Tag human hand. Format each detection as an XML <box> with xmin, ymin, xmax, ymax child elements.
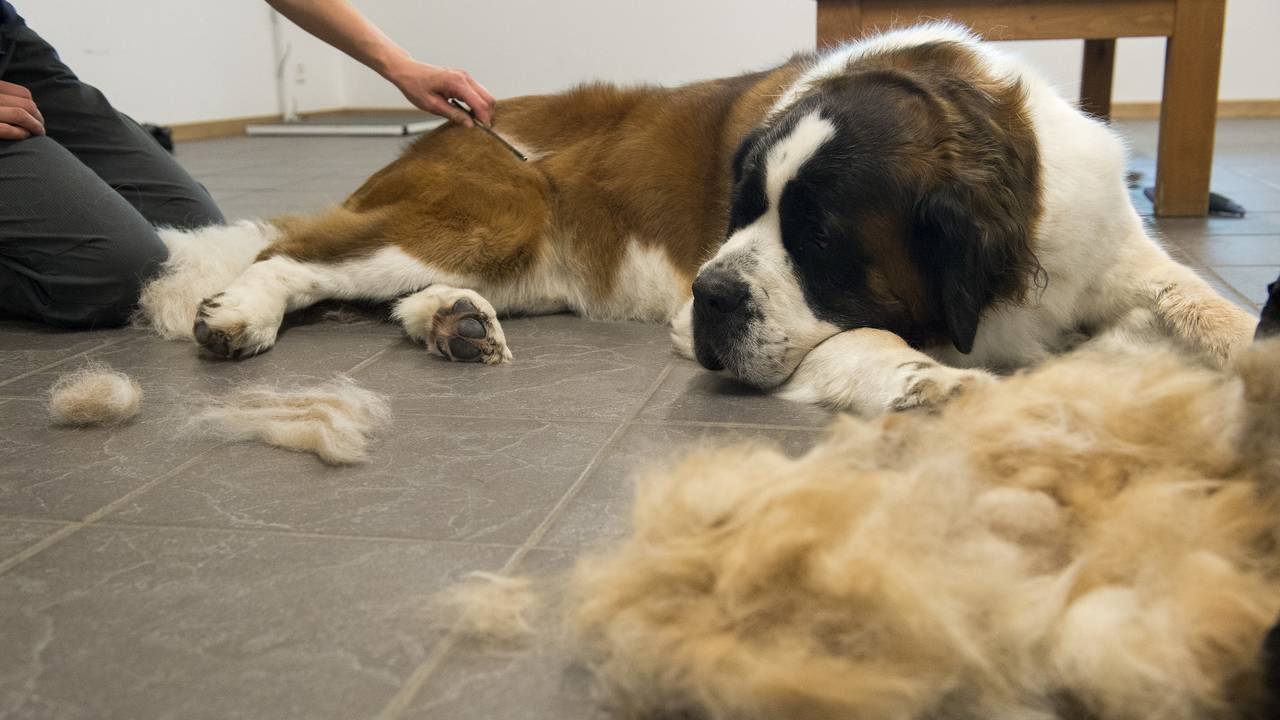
<box><xmin>0</xmin><ymin>80</ymin><xmax>44</xmax><ymax>140</ymax></box>
<box><xmin>385</xmin><ymin>60</ymin><xmax>496</xmax><ymax>128</ymax></box>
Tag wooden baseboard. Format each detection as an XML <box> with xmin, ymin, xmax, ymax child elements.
<box><xmin>1112</xmin><ymin>99</ymin><xmax>1280</xmax><ymax>120</ymax></box>
<box><xmin>169</xmin><ymin>107</ymin><xmax>371</xmax><ymax>141</ymax></box>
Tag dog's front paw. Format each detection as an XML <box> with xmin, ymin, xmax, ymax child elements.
<box><xmin>192</xmin><ymin>293</ymin><xmax>281</xmax><ymax>359</ymax></box>
<box><xmin>668</xmin><ymin>300</ymin><xmax>695</xmax><ymax>360</ymax></box>
<box><xmin>890</xmin><ymin>363</ymin><xmax>993</xmax><ymax>412</ymax></box>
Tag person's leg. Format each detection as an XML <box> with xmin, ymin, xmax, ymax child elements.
<box><xmin>0</xmin><ymin>135</ymin><xmax>168</xmax><ymax>327</ymax></box>
<box><xmin>1</xmin><ymin>20</ymin><xmax>224</xmax><ymax>229</ymax></box>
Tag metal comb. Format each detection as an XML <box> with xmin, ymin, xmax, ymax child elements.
<box><xmin>447</xmin><ymin>98</ymin><xmax>528</xmax><ymax>162</ymax></box>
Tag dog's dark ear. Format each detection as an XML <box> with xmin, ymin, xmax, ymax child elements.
<box><xmin>912</xmin><ymin>181</ymin><xmax>1034</xmax><ymax>354</ymax></box>
<box><xmin>731</xmin><ymin>128</ymin><xmax>765</xmax><ymax>183</ymax></box>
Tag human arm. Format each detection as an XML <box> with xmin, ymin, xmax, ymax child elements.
<box><xmin>263</xmin><ymin>0</ymin><xmax>496</xmax><ymax>126</ymax></box>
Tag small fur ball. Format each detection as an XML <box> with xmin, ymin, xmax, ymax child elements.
<box><xmin>47</xmin><ymin>365</ymin><xmax>142</xmax><ymax>427</ymax></box>
<box><xmin>433</xmin><ymin>572</ymin><xmax>540</xmax><ymax>645</ymax></box>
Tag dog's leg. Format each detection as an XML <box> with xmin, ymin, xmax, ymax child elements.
<box><xmin>393</xmin><ymin>285</ymin><xmax>512</xmax><ymax>365</ymax></box>
<box><xmin>136</xmin><ymin>221</ymin><xmax>280</xmax><ymax>341</ymax></box>
<box><xmin>669</xmin><ymin>299</ymin><xmax>695</xmax><ymax>360</ymax></box>
<box><xmin>194</xmin><ymin>255</ymin><xmax>322</xmax><ymax>358</ymax></box>
<box><xmin>193</xmin><ymin>208</ymin><xmax>451</xmax><ymax>358</ymax></box>
<box><xmin>1150</xmin><ymin>260</ymin><xmax>1256</xmax><ymax>366</ymax></box>
<box><xmin>776</xmin><ymin>328</ymin><xmax>994</xmax><ymax>415</ymax></box>
<box><xmin>1106</xmin><ymin>236</ymin><xmax>1257</xmax><ymax>367</ymax></box>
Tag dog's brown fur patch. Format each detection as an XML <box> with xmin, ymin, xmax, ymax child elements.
<box><xmin>261</xmin><ymin>63</ymin><xmax>809</xmax><ymax>301</ymax></box>
<box><xmin>847</xmin><ymin>39</ymin><xmax>1043</xmax><ymax>346</ymax></box>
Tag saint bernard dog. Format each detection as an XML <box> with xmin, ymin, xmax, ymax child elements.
<box><xmin>149</xmin><ymin>23</ymin><xmax>1257</xmax><ymax>415</ymax></box>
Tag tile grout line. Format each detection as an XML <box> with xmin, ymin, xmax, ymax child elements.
<box><xmin>65</xmin><ymin>519</ymin><xmax>529</xmax><ymax>550</ymax></box>
<box><xmin>375</xmin><ymin>359</ymin><xmax>676</xmax><ymax>720</ymax></box>
<box><xmin>0</xmin><ymin>444</ymin><xmax>227</xmax><ymax>577</ymax></box>
<box><xmin>1171</xmin><ymin>252</ymin><xmax>1259</xmax><ymax>309</ymax></box>
<box><xmin>346</xmin><ymin>347</ymin><xmax>391</xmax><ymax>376</ymax></box>
<box><xmin>1197</xmin><ymin>265</ymin><xmax>1262</xmax><ymax>311</ymax></box>
<box><xmin>254</xmin><ymin>407</ymin><xmax>828</xmax><ymax>432</ymax></box>
<box><xmin>0</xmin><ymin>335</ymin><xmax>134</xmax><ymax>390</ymax></box>
<box><xmin>496</xmin><ymin>359</ymin><xmax>675</xmax><ymax>571</ymax></box>
<box><xmin>630</xmin><ymin>419</ymin><xmax>828</xmax><ymax>432</ymax></box>
<box><xmin>0</xmin><ymin>523</ymin><xmax>85</xmax><ymax>577</ymax></box>
<box><xmin>1234</xmin><ymin>168</ymin><xmax>1280</xmax><ymax>193</ymax></box>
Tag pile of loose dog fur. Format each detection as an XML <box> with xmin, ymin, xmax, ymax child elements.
<box><xmin>567</xmin><ymin>335</ymin><xmax>1280</xmax><ymax>720</ymax></box>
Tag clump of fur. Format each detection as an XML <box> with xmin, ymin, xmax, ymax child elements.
<box><xmin>133</xmin><ymin>221</ymin><xmax>277</xmax><ymax>340</ymax></box>
<box><xmin>187</xmin><ymin>376</ymin><xmax>390</xmax><ymax>464</ymax></box>
<box><xmin>47</xmin><ymin>364</ymin><xmax>142</xmax><ymax>427</ymax></box>
<box><xmin>433</xmin><ymin>572</ymin><xmax>541</xmax><ymax>645</ymax></box>
<box><xmin>570</xmin><ymin>339</ymin><xmax>1280</xmax><ymax>720</ymax></box>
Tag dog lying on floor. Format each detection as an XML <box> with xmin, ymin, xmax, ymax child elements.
<box><xmin>569</xmin><ymin>289</ymin><xmax>1280</xmax><ymax>720</ymax></box>
<box><xmin>139</xmin><ymin>22</ymin><xmax>1255</xmax><ymax>414</ymax></box>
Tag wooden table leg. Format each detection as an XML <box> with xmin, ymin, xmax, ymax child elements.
<box><xmin>1080</xmin><ymin>39</ymin><xmax>1115</xmax><ymax>122</ymax></box>
<box><xmin>817</xmin><ymin>0</ymin><xmax>864</xmax><ymax>48</ymax></box>
<box><xmin>1154</xmin><ymin>0</ymin><xmax>1227</xmax><ymax>217</ymax></box>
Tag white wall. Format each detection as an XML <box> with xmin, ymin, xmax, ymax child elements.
<box><xmin>1000</xmin><ymin>0</ymin><xmax>1280</xmax><ymax>103</ymax></box>
<box><xmin>339</xmin><ymin>0</ymin><xmax>815</xmax><ymax>107</ymax></box>
<box><xmin>14</xmin><ymin>1</ymin><xmax>279</xmax><ymax>125</ymax></box>
<box><xmin>13</xmin><ymin>0</ymin><xmax>344</xmax><ymax>125</ymax></box>
<box><xmin>341</xmin><ymin>0</ymin><xmax>1280</xmax><ymax>110</ymax></box>
<box><xmin>12</xmin><ymin>0</ymin><xmax>1279</xmax><ymax>126</ymax></box>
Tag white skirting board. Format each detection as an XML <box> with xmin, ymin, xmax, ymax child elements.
<box><xmin>246</xmin><ymin>112</ymin><xmax>444</xmax><ymax>137</ymax></box>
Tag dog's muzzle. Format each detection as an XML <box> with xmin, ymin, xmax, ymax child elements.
<box><xmin>691</xmin><ymin>267</ymin><xmax>753</xmax><ymax>372</ymax></box>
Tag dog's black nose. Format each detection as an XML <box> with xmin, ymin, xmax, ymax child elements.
<box><xmin>693</xmin><ymin>270</ymin><xmax>749</xmax><ymax>316</ymax></box>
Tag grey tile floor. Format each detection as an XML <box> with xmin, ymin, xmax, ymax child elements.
<box><xmin>1</xmin><ymin>119</ymin><xmax>1277</xmax><ymax>719</ymax></box>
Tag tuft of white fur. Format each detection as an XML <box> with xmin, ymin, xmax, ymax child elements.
<box><xmin>432</xmin><ymin>572</ymin><xmax>541</xmax><ymax>645</ymax></box>
<box><xmin>133</xmin><ymin>221</ymin><xmax>278</xmax><ymax>340</ymax></box>
<box><xmin>186</xmin><ymin>376</ymin><xmax>390</xmax><ymax>465</ymax></box>
<box><xmin>769</xmin><ymin>21</ymin><xmax>981</xmax><ymax>118</ymax></box>
<box><xmin>47</xmin><ymin>364</ymin><xmax>142</xmax><ymax>427</ymax></box>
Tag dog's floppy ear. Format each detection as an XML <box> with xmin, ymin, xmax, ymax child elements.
<box><xmin>731</xmin><ymin>128</ymin><xmax>765</xmax><ymax>183</ymax></box>
<box><xmin>912</xmin><ymin>180</ymin><xmax>1033</xmax><ymax>354</ymax></box>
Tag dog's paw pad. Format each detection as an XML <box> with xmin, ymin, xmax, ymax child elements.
<box><xmin>430</xmin><ymin>296</ymin><xmax>511</xmax><ymax>365</ymax></box>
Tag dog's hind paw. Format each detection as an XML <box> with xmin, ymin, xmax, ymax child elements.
<box><xmin>395</xmin><ymin>286</ymin><xmax>512</xmax><ymax>365</ymax></box>
<box><xmin>430</xmin><ymin>295</ymin><xmax>512</xmax><ymax>365</ymax></box>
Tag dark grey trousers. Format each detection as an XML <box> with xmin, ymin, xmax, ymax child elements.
<box><xmin>0</xmin><ymin>19</ymin><xmax>224</xmax><ymax>328</ymax></box>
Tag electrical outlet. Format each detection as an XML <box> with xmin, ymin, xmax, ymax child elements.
<box><xmin>294</xmin><ymin>62</ymin><xmax>307</xmax><ymax>86</ymax></box>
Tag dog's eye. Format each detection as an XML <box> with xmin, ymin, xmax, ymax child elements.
<box><xmin>806</xmin><ymin>232</ymin><xmax>830</xmax><ymax>254</ymax></box>
<box><xmin>791</xmin><ymin>233</ymin><xmax>828</xmax><ymax>258</ymax></box>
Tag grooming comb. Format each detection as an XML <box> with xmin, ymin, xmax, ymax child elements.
<box><xmin>447</xmin><ymin>98</ymin><xmax>528</xmax><ymax>162</ymax></box>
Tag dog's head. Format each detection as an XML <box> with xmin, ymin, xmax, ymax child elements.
<box><xmin>692</xmin><ymin>49</ymin><xmax>1043</xmax><ymax>388</ymax></box>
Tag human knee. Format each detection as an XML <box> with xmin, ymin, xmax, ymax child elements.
<box><xmin>47</xmin><ymin>225</ymin><xmax>169</xmax><ymax>329</ymax></box>
<box><xmin>150</xmin><ymin>190</ymin><xmax>226</xmax><ymax>230</ymax></box>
